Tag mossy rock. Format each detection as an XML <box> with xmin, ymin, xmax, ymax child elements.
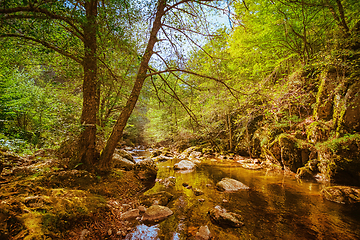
<box><xmin>314</xmin><ymin>70</ymin><xmax>341</xmax><ymax>121</ymax></box>
<box><xmin>43</xmin><ymin>170</ymin><xmax>98</xmax><ymax>188</ymax></box>
<box><xmin>139</xmin><ymin>191</ymin><xmax>174</xmax><ymax>207</ymax></box>
<box><xmin>317</xmin><ymin>134</ymin><xmax>360</xmax><ymax>185</ymax></box>
<box><xmin>268</xmin><ymin>134</ymin><xmax>311</xmax><ymax>173</ymax></box>
<box><xmin>306</xmin><ymin>121</ymin><xmax>331</xmax><ymax>144</ymax></box>
<box><xmin>334</xmin><ymin>80</ymin><xmax>360</xmax><ymax>134</ymax></box>
<box><xmin>321</xmin><ymin>186</ymin><xmax>360</xmax><ymax>204</ymax></box>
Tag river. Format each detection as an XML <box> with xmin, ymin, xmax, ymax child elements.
<box><xmin>126</xmin><ymin>153</ymin><xmax>360</xmax><ymax>240</ymax></box>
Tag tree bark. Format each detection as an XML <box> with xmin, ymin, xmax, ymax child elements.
<box><xmin>77</xmin><ymin>0</ymin><xmax>99</xmax><ymax>167</ymax></box>
<box><xmin>98</xmin><ymin>0</ymin><xmax>167</xmax><ymax>170</ymax></box>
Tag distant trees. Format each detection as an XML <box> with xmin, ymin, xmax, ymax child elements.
<box><xmin>0</xmin><ymin>0</ymin><xmax>225</xmax><ymax>171</ymax></box>
<box><xmin>143</xmin><ymin>0</ymin><xmax>360</xmax><ymax>153</ymax></box>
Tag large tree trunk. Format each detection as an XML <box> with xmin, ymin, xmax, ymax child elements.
<box><xmin>77</xmin><ymin>0</ymin><xmax>100</xmax><ymax>167</ymax></box>
<box><xmin>98</xmin><ymin>0</ymin><xmax>167</xmax><ymax>170</ymax></box>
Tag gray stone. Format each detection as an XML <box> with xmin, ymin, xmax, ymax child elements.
<box><xmin>141</xmin><ymin>205</ymin><xmax>173</xmax><ymax>223</ymax></box>
<box><xmin>196</xmin><ymin>225</ymin><xmax>211</xmax><ymax>240</ymax></box>
<box><xmin>216</xmin><ymin>178</ymin><xmax>249</xmax><ymax>192</ymax></box>
<box><xmin>120</xmin><ymin>209</ymin><xmax>140</xmax><ymax>220</ymax></box>
<box><xmin>112</xmin><ymin>154</ymin><xmax>135</xmax><ymax>170</ymax></box>
<box><xmin>115</xmin><ymin>149</ymin><xmax>135</xmax><ymax>163</ymax></box>
<box><xmin>174</xmin><ymin>160</ymin><xmax>196</xmax><ymax>170</ymax></box>
<box><xmin>189</xmin><ymin>151</ymin><xmax>202</xmax><ymax>159</ymax></box>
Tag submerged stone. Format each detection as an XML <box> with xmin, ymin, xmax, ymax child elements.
<box><xmin>216</xmin><ymin>178</ymin><xmax>249</xmax><ymax>192</ymax></box>
<box><xmin>139</xmin><ymin>191</ymin><xmax>174</xmax><ymax>207</ymax></box>
<box><xmin>208</xmin><ymin>205</ymin><xmax>244</xmax><ymax>228</ymax></box>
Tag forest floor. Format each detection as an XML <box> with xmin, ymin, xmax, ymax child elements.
<box><xmin>0</xmin><ymin>149</ymin><xmax>149</xmax><ymax>240</ymax></box>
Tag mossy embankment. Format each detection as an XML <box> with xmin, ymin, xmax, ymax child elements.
<box><xmin>170</xmin><ymin>64</ymin><xmax>360</xmax><ymax>187</ymax></box>
<box><xmin>0</xmin><ymin>149</ymin><xmax>149</xmax><ymax>239</ymax></box>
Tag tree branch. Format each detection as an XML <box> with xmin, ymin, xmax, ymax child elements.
<box><xmin>0</xmin><ymin>33</ymin><xmax>83</xmax><ymax>64</ymax></box>
<box><xmin>0</xmin><ymin>6</ymin><xmax>84</xmax><ymax>39</ymax></box>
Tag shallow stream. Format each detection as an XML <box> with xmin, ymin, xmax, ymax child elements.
<box><xmin>127</xmin><ymin>154</ymin><xmax>360</xmax><ymax>240</ymax></box>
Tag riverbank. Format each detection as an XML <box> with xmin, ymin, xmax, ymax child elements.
<box><xmin>1</xmin><ymin>145</ymin><xmax>360</xmax><ymax>239</ymax></box>
<box><xmin>0</xmin><ymin>148</ymin><xmax>152</xmax><ymax>239</ymax></box>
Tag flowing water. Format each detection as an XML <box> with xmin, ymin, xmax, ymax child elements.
<box><xmin>127</xmin><ymin>155</ymin><xmax>360</xmax><ymax>240</ymax></box>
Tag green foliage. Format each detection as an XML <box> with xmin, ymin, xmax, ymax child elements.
<box><xmin>318</xmin><ymin>133</ymin><xmax>360</xmax><ymax>153</ymax></box>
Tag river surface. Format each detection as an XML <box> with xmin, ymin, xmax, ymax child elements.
<box><xmin>126</xmin><ymin>154</ymin><xmax>360</xmax><ymax>240</ymax></box>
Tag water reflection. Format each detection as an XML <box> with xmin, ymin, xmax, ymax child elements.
<box><xmin>125</xmin><ymin>224</ymin><xmax>160</xmax><ymax>240</ymax></box>
<box><xmin>134</xmin><ymin>158</ymin><xmax>360</xmax><ymax>239</ymax></box>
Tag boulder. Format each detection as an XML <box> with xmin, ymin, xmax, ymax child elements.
<box><xmin>317</xmin><ymin>135</ymin><xmax>360</xmax><ymax>185</ymax></box>
<box><xmin>113</xmin><ymin>154</ymin><xmax>135</xmax><ymax>170</ymax></box>
<box><xmin>216</xmin><ymin>178</ymin><xmax>249</xmax><ymax>192</ymax></box>
<box><xmin>174</xmin><ymin>160</ymin><xmax>196</xmax><ymax>170</ymax></box>
<box><xmin>208</xmin><ymin>205</ymin><xmax>244</xmax><ymax>228</ymax></box>
<box><xmin>141</xmin><ymin>205</ymin><xmax>173</xmax><ymax>223</ymax></box>
<box><xmin>139</xmin><ymin>191</ymin><xmax>174</xmax><ymax>207</ymax></box>
<box><xmin>153</xmin><ymin>155</ymin><xmax>172</xmax><ymax>162</ymax></box>
<box><xmin>189</xmin><ymin>151</ymin><xmax>202</xmax><ymax>159</ymax></box>
<box><xmin>150</xmin><ymin>149</ymin><xmax>162</xmax><ymax>158</ymax></box>
<box><xmin>179</xmin><ymin>147</ymin><xmax>197</xmax><ymax>159</ymax></box>
<box><xmin>134</xmin><ymin>159</ymin><xmax>158</xmax><ymax>182</ymax></box>
<box><xmin>321</xmin><ymin>186</ymin><xmax>360</xmax><ymax>204</ymax></box>
<box><xmin>115</xmin><ymin>149</ymin><xmax>135</xmax><ymax>163</ymax></box>
<box><xmin>196</xmin><ymin>225</ymin><xmax>211</xmax><ymax>240</ymax></box>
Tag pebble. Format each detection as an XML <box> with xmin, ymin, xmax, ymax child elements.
<box><xmin>108</xmin><ymin>229</ymin><xmax>112</xmax><ymax>235</ymax></box>
<box><xmin>206</xmin><ymin>184</ymin><xmax>211</xmax><ymax>187</ymax></box>
<box><xmin>186</xmin><ymin>185</ymin><xmax>192</xmax><ymax>189</ymax></box>
<box><xmin>222</xmin><ymin>199</ymin><xmax>228</xmax><ymax>203</ymax></box>
<box><xmin>198</xmin><ymin>198</ymin><xmax>205</xmax><ymax>202</ymax></box>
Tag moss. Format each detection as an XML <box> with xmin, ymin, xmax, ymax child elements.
<box><xmin>317</xmin><ymin>133</ymin><xmax>360</xmax><ymax>153</ymax></box>
<box><xmin>317</xmin><ymin>134</ymin><xmax>360</xmax><ymax>185</ymax></box>
<box><xmin>306</xmin><ymin>121</ymin><xmax>331</xmax><ymax>143</ymax></box>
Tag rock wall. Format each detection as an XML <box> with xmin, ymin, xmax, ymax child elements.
<box><xmin>232</xmin><ymin>67</ymin><xmax>360</xmax><ymax>186</ymax></box>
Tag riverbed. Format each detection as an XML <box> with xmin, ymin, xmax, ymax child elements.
<box><xmin>126</xmin><ymin>154</ymin><xmax>360</xmax><ymax>240</ymax></box>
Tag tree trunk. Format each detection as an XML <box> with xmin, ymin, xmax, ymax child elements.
<box><xmin>98</xmin><ymin>0</ymin><xmax>167</xmax><ymax>170</ymax></box>
<box><xmin>227</xmin><ymin>114</ymin><xmax>233</xmax><ymax>151</ymax></box>
<box><xmin>77</xmin><ymin>0</ymin><xmax>99</xmax><ymax>167</ymax></box>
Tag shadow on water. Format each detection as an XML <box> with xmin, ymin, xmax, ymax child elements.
<box><xmin>127</xmin><ymin>157</ymin><xmax>360</xmax><ymax>240</ymax></box>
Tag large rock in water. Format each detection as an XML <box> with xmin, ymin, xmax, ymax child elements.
<box><xmin>216</xmin><ymin>178</ymin><xmax>249</xmax><ymax>191</ymax></box>
<box><xmin>321</xmin><ymin>186</ymin><xmax>360</xmax><ymax>204</ymax></box>
<box><xmin>141</xmin><ymin>205</ymin><xmax>173</xmax><ymax>223</ymax></box>
<box><xmin>208</xmin><ymin>205</ymin><xmax>244</xmax><ymax>228</ymax></box>
<box><xmin>134</xmin><ymin>159</ymin><xmax>158</xmax><ymax>182</ymax></box>
<box><xmin>174</xmin><ymin>160</ymin><xmax>196</xmax><ymax>170</ymax></box>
